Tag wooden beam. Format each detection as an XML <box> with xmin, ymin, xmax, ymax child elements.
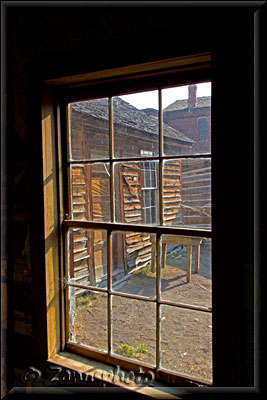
<box><xmin>43</xmin><ymin>53</ymin><xmax>211</xmax><ymax>87</ymax></box>
<box><xmin>64</xmin><ymin>219</ymin><xmax>212</xmax><ymax>238</ymax></box>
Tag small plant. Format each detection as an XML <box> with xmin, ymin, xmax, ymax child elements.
<box><xmin>76</xmin><ymin>294</ymin><xmax>91</xmax><ymax>307</ymax></box>
<box><xmin>136</xmin><ymin>264</ymin><xmax>155</xmax><ymax>277</ymax></box>
<box><xmin>137</xmin><ymin>343</ymin><xmax>148</xmax><ymax>354</ymax></box>
<box><xmin>116</xmin><ymin>342</ymin><xmax>148</xmax><ymax>359</ymax></box>
<box><xmin>117</xmin><ymin>343</ymin><xmax>136</xmax><ymax>358</ymax></box>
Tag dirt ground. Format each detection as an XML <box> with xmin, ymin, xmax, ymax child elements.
<box><xmin>71</xmin><ymin>243</ymin><xmax>212</xmax><ymax>382</ymax></box>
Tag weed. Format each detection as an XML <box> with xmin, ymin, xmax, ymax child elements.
<box><xmin>135</xmin><ymin>264</ymin><xmax>155</xmax><ymax>277</ymax></box>
<box><xmin>116</xmin><ymin>342</ymin><xmax>148</xmax><ymax>359</ymax></box>
<box><xmin>76</xmin><ymin>294</ymin><xmax>91</xmax><ymax>307</ymax></box>
<box><xmin>137</xmin><ymin>343</ymin><xmax>148</xmax><ymax>354</ymax></box>
<box><xmin>117</xmin><ymin>343</ymin><xmax>135</xmax><ymax>358</ymax></box>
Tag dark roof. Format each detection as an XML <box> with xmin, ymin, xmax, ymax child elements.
<box><xmin>164</xmin><ymin>96</ymin><xmax>211</xmax><ymax>112</ymax></box>
<box><xmin>71</xmin><ymin>97</ymin><xmax>193</xmax><ymax>145</ymax></box>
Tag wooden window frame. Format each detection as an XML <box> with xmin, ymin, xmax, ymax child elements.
<box><xmin>41</xmin><ymin>52</ymin><xmax>214</xmax><ymax>389</ymax></box>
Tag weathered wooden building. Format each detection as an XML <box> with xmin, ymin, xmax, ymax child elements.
<box><xmin>68</xmin><ymin>97</ymin><xmax>211</xmax><ymax>289</ymax></box>
<box><xmin>144</xmin><ymin>85</ymin><xmax>212</xmax><ymax>228</ymax></box>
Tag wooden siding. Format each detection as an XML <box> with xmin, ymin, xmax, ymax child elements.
<box><xmin>163</xmin><ymin>160</ymin><xmax>182</xmax><ymax>225</ymax></box>
<box><xmin>69</xmin><ymin>159</ymin><xmax>211</xmax><ymax>286</ymax></box>
<box><xmin>181</xmin><ymin>159</ymin><xmax>211</xmax><ymax>228</ymax></box>
<box><xmin>69</xmin><ymin>106</ymin><xmax>210</xmax><ymax>288</ymax></box>
<box><xmin>120</xmin><ymin>163</ymin><xmax>153</xmax><ymax>271</ymax></box>
<box><xmin>71</xmin><ymin>165</ymin><xmax>94</xmax><ymax>293</ymax></box>
<box><xmin>71</xmin><ymin>164</ymin><xmax>109</xmax><ymax>291</ymax></box>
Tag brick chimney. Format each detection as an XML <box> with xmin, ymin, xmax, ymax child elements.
<box><xmin>188</xmin><ymin>84</ymin><xmax>197</xmax><ymax>107</ymax></box>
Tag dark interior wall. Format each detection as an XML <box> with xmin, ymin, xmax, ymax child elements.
<box><xmin>2</xmin><ymin>3</ymin><xmax>262</xmax><ymax>394</ymax></box>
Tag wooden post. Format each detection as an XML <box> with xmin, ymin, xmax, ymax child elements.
<box><xmin>186</xmin><ymin>245</ymin><xmax>192</xmax><ymax>283</ymax></box>
<box><xmin>161</xmin><ymin>243</ymin><xmax>167</xmax><ymax>269</ymax></box>
<box><xmin>195</xmin><ymin>244</ymin><xmax>201</xmax><ymax>273</ymax></box>
<box><xmin>150</xmin><ymin>234</ymin><xmax>156</xmax><ymax>273</ymax></box>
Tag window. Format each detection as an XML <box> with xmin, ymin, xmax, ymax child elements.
<box><xmin>42</xmin><ymin>53</ymin><xmax>213</xmax><ymax>387</ymax></box>
<box><xmin>198</xmin><ymin>118</ymin><xmax>208</xmax><ymax>142</ymax></box>
<box><xmin>141</xmin><ymin>160</ymin><xmax>158</xmax><ymax>225</ymax></box>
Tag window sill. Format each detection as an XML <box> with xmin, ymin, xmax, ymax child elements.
<box><xmin>48</xmin><ymin>351</ymin><xmax>188</xmax><ymax>398</ymax></box>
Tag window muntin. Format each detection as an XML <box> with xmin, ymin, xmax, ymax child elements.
<box><xmin>64</xmin><ymin>83</ymin><xmax>212</xmax><ymax>384</ymax></box>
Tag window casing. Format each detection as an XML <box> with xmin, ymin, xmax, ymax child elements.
<box><xmin>42</xmin><ymin>53</ymin><xmax>213</xmax><ymax>387</ymax></box>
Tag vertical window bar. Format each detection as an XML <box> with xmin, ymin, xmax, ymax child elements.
<box><xmin>66</xmin><ymin>104</ymin><xmax>72</xmax><ymax>163</ymax></box>
<box><xmin>107</xmin><ymin>229</ymin><xmax>112</xmax><ymax>355</ymax></box>
<box><xmin>157</xmin><ymin>91</ymin><xmax>163</xmax><ymax>367</ymax></box>
<box><xmin>66</xmin><ymin>104</ymin><xmax>72</xmax><ymax>219</ymax></box>
<box><xmin>109</xmin><ymin>98</ymin><xmax>114</xmax><ymax>223</ymax></box>
<box><xmin>109</xmin><ymin>97</ymin><xmax>114</xmax><ymax>160</ymax></box>
<box><xmin>149</xmin><ymin>164</ymin><xmax>152</xmax><ymax>223</ymax></box>
<box><xmin>65</xmin><ymin>102</ymin><xmax>72</xmax><ymax>347</ymax></box>
<box><xmin>159</xmin><ymin>89</ymin><xmax>163</xmax><ymax>158</ymax></box>
<box><xmin>108</xmin><ymin>98</ymin><xmax>113</xmax><ymax>355</ymax></box>
<box><xmin>65</xmin><ymin>226</ymin><xmax>70</xmax><ymax>343</ymax></box>
<box><xmin>156</xmin><ymin>232</ymin><xmax>161</xmax><ymax>370</ymax></box>
<box><xmin>159</xmin><ymin>90</ymin><xmax>164</xmax><ymax>226</ymax></box>
<box><xmin>57</xmin><ymin>101</ymin><xmax>66</xmax><ymax>350</ymax></box>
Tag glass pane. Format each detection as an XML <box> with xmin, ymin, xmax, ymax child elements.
<box><xmin>68</xmin><ymin>228</ymin><xmax>108</xmax><ymax>289</ymax></box>
<box><xmin>71</xmin><ymin>163</ymin><xmax>110</xmax><ymax>222</ymax></box>
<box><xmin>69</xmin><ymin>98</ymin><xmax>109</xmax><ymax>161</ymax></box>
<box><xmin>163</xmin><ymin>82</ymin><xmax>211</xmax><ymax>156</ymax></box>
<box><xmin>114</xmin><ymin>161</ymin><xmax>159</xmax><ymax>225</ymax></box>
<box><xmin>112</xmin><ymin>296</ymin><xmax>156</xmax><ymax>366</ymax></box>
<box><xmin>111</xmin><ymin>231</ymin><xmax>156</xmax><ymax>299</ymax></box>
<box><xmin>161</xmin><ymin>237</ymin><xmax>212</xmax><ymax>308</ymax></box>
<box><xmin>113</xmin><ymin>92</ymin><xmax>158</xmax><ymax>158</ymax></box>
<box><xmin>163</xmin><ymin>158</ymin><xmax>211</xmax><ymax>229</ymax></box>
<box><xmin>160</xmin><ymin>305</ymin><xmax>212</xmax><ymax>382</ymax></box>
<box><xmin>69</xmin><ymin>288</ymin><xmax>108</xmax><ymax>352</ymax></box>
